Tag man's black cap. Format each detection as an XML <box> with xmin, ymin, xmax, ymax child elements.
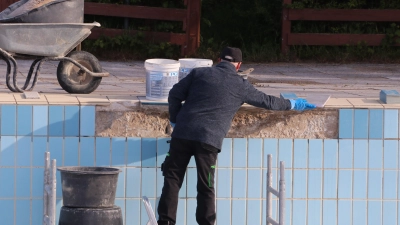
<box><xmin>220</xmin><ymin>47</ymin><xmax>242</xmax><ymax>62</ymax></box>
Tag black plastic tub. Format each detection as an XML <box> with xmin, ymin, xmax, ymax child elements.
<box><xmin>58</xmin><ymin>167</ymin><xmax>121</xmax><ymax>208</ymax></box>
<box><xmin>59</xmin><ymin>206</ymin><xmax>123</xmax><ymax>225</ymax></box>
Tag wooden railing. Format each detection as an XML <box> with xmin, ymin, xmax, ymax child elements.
<box><xmin>0</xmin><ymin>0</ymin><xmax>201</xmax><ymax>56</ymax></box>
<box><xmin>281</xmin><ymin>0</ymin><xmax>400</xmax><ymax>53</ymax></box>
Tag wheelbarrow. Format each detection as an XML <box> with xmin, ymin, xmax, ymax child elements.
<box><xmin>0</xmin><ymin>22</ymin><xmax>109</xmax><ymax>93</ymax></box>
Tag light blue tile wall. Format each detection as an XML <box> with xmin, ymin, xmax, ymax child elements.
<box><xmin>1</xmin><ymin>106</ymin><xmax>400</xmax><ymax>225</ymax></box>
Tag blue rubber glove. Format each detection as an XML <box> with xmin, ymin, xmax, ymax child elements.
<box><xmin>289</xmin><ymin>98</ymin><xmax>316</xmax><ymax>111</ymax></box>
<box><xmin>170</xmin><ymin>122</ymin><xmax>176</xmax><ymax>128</ymax></box>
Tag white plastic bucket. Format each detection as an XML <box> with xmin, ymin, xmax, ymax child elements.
<box><xmin>145</xmin><ymin>59</ymin><xmax>180</xmax><ymax>100</ymax></box>
<box><xmin>178</xmin><ymin>58</ymin><xmax>213</xmax><ymax>80</ymax></box>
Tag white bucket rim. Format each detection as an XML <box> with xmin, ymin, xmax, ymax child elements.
<box><xmin>145</xmin><ymin>58</ymin><xmax>180</xmax><ymax>66</ymax></box>
<box><xmin>178</xmin><ymin>58</ymin><xmax>213</xmax><ymax>68</ymax></box>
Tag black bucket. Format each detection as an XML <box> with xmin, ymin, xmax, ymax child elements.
<box><xmin>59</xmin><ymin>206</ymin><xmax>123</xmax><ymax>225</ymax></box>
<box><xmin>58</xmin><ymin>167</ymin><xmax>121</xmax><ymax>208</ymax></box>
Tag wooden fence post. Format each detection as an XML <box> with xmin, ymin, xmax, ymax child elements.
<box><xmin>185</xmin><ymin>0</ymin><xmax>201</xmax><ymax>56</ymax></box>
<box><xmin>281</xmin><ymin>0</ymin><xmax>292</xmax><ymax>54</ymax></box>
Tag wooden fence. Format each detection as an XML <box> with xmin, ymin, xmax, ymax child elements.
<box><xmin>282</xmin><ymin>0</ymin><xmax>400</xmax><ymax>53</ymax></box>
<box><xmin>0</xmin><ymin>0</ymin><xmax>201</xmax><ymax>56</ymax></box>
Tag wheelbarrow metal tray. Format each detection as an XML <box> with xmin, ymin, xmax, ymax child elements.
<box><xmin>0</xmin><ymin>22</ymin><xmax>99</xmax><ymax>57</ymax></box>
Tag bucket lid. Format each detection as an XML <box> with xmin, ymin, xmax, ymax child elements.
<box><xmin>57</xmin><ymin>166</ymin><xmax>121</xmax><ymax>174</ymax></box>
<box><xmin>178</xmin><ymin>58</ymin><xmax>213</xmax><ymax>68</ymax></box>
<box><xmin>145</xmin><ymin>58</ymin><xmax>180</xmax><ymax>69</ymax></box>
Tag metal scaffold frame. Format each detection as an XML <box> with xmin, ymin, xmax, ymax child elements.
<box><xmin>266</xmin><ymin>154</ymin><xmax>286</xmax><ymax>225</ymax></box>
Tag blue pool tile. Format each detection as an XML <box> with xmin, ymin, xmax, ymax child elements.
<box><xmin>384</xmin><ymin>109</ymin><xmax>398</xmax><ymax>138</ymax></box>
<box><xmin>384</xmin><ymin>140</ymin><xmax>398</xmax><ymax>169</ymax></box>
<box><xmin>338</xmin><ymin>200</ymin><xmax>351</xmax><ymax>225</ymax></box>
<box><xmin>156</xmin><ymin>138</ymin><xmax>170</xmax><ymax>167</ymax></box>
<box><xmin>127</xmin><ymin>138</ymin><xmax>141</xmax><ymax>167</ymax></box>
<box><xmin>0</xmin><ymin>200</ymin><xmax>14</xmax><ymax>225</ymax></box>
<box><xmin>64</xmin><ymin>106</ymin><xmax>79</xmax><ymax>136</ymax></box>
<box><xmin>278</xmin><ymin>139</ymin><xmax>292</xmax><ymax>168</ymax></box>
<box><xmin>49</xmin><ymin>106</ymin><xmax>63</xmax><ymax>136</ymax></box>
<box><xmin>323</xmin><ymin>200</ymin><xmax>337</xmax><ymax>225</ymax></box>
<box><xmin>80</xmin><ymin>137</ymin><xmax>94</xmax><ymax>166</ymax></box>
<box><xmin>17</xmin><ymin>105</ymin><xmax>32</xmax><ymax>135</ymax></box>
<box><xmin>285</xmin><ymin>200</ymin><xmax>292</xmax><ymax>224</ymax></box>
<box><xmin>115</xmin><ymin>168</ymin><xmax>125</xmax><ymax>198</ymax></box>
<box><xmin>1</xmin><ymin>105</ymin><xmax>16</xmax><ymax>135</ymax></box>
<box><xmin>308</xmin><ymin>200</ymin><xmax>322</xmax><ymax>225</ymax></box>
<box><xmin>338</xmin><ymin>170</ymin><xmax>352</xmax><ymax>198</ymax></box>
<box><xmin>354</xmin><ymin>109</ymin><xmax>368</xmax><ymax>138</ymax></box>
<box><xmin>126</xmin><ymin>200</ymin><xmax>140</xmax><ymax>225</ymax></box>
<box><xmin>324</xmin><ymin>139</ymin><xmax>337</xmax><ymax>168</ymax></box>
<box><xmin>368</xmin><ymin>170</ymin><xmax>382</xmax><ymax>199</ymax></box>
<box><xmin>114</xmin><ymin>199</ymin><xmax>125</xmax><ymax>224</ymax></box>
<box><xmin>187</xmin><ymin>199</ymin><xmax>196</xmax><ymax>225</ymax></box>
<box><xmin>309</xmin><ymin>139</ymin><xmax>323</xmax><ymax>168</ymax></box>
<box><xmin>187</xmin><ymin>168</ymin><xmax>197</xmax><ymax>198</ymax></box>
<box><xmin>112</xmin><ymin>138</ymin><xmax>126</xmax><ymax>166</ymax></box>
<box><xmin>32</xmin><ymin>168</ymin><xmax>44</xmax><ymax>197</ymax></box>
<box><xmin>64</xmin><ymin>137</ymin><xmax>79</xmax><ymax>166</ymax></box>
<box><xmin>293</xmin><ymin>170</ymin><xmax>307</xmax><ymax>198</ymax></box>
<box><xmin>32</xmin><ymin>136</ymin><xmax>46</xmax><ymax>167</ymax></box>
<box><xmin>232</xmin><ymin>169</ymin><xmax>246</xmax><ymax>198</ymax></box>
<box><xmin>216</xmin><ymin>200</ymin><xmax>231</xmax><ymax>225</ymax></box>
<box><xmin>188</xmin><ymin>155</ymin><xmax>196</xmax><ymax>167</ymax></box>
<box><xmin>33</xmin><ymin>105</ymin><xmax>48</xmax><ymax>135</ymax></box>
<box><xmin>32</xmin><ymin>200</ymin><xmax>43</xmax><ymax>225</ymax></box>
<box><xmin>216</xmin><ymin>168</ymin><xmax>231</xmax><ymax>198</ymax></box>
<box><xmin>353</xmin><ymin>200</ymin><xmax>367</xmax><ymax>225</ymax></box>
<box><xmin>383</xmin><ymin>201</ymin><xmax>396</xmax><ymax>225</ymax></box>
<box><xmin>56</xmin><ymin>171</ymin><xmax>62</xmax><ymax>197</ymax></box>
<box><xmin>17</xmin><ymin>136</ymin><xmax>31</xmax><ymax>166</ymax></box>
<box><xmin>338</xmin><ymin>139</ymin><xmax>352</xmax><ymax>168</ymax></box>
<box><xmin>261</xmin><ymin>199</ymin><xmax>278</xmax><ymax>224</ymax></box>
<box><xmin>219</xmin><ymin>138</ymin><xmax>232</xmax><ymax>167</ymax></box>
<box><xmin>96</xmin><ymin>137</ymin><xmax>110</xmax><ymax>166</ymax></box>
<box><xmin>233</xmin><ymin>138</ymin><xmax>247</xmax><ymax>167</ymax></box>
<box><xmin>1</xmin><ymin>136</ymin><xmax>16</xmax><ymax>166</ymax></box>
<box><xmin>292</xmin><ymin>200</ymin><xmax>306</xmax><ymax>225</ymax></box>
<box><xmin>16</xmin><ymin>168</ymin><xmax>30</xmax><ymax>197</ymax></box>
<box><xmin>369</xmin><ymin>109</ymin><xmax>383</xmax><ymax>139</ymax></box>
<box><xmin>354</xmin><ymin>140</ymin><xmax>368</xmax><ymax>169</ymax></box>
<box><xmin>353</xmin><ymin>170</ymin><xmax>367</xmax><ymax>199</ymax></box>
<box><xmin>248</xmin><ymin>138</ymin><xmax>262</xmax><ymax>167</ymax></box>
<box><xmin>308</xmin><ymin>170</ymin><xmax>322</xmax><ymax>198</ymax></box>
<box><xmin>368</xmin><ymin>201</ymin><xmax>382</xmax><ymax>225</ymax></box>
<box><xmin>126</xmin><ymin>168</ymin><xmax>141</xmax><ymax>198</ymax></box>
<box><xmin>0</xmin><ymin>168</ymin><xmax>14</xmax><ymax>197</ymax></box>
<box><xmin>48</xmin><ymin>137</ymin><xmax>63</xmax><ymax>166</ymax></box>
<box><xmin>339</xmin><ymin>109</ymin><xmax>353</xmax><ymax>138</ymax></box>
<box><xmin>369</xmin><ymin>140</ymin><xmax>383</xmax><ymax>169</ymax></box>
<box><xmin>247</xmin><ymin>200</ymin><xmax>261</xmax><ymax>225</ymax></box>
<box><xmin>232</xmin><ymin>200</ymin><xmax>246</xmax><ymax>225</ymax></box>
<box><xmin>80</xmin><ymin>106</ymin><xmax>95</xmax><ymax>136</ymax></box>
<box><xmin>293</xmin><ymin>139</ymin><xmax>307</xmax><ymax>168</ymax></box>
<box><xmin>263</xmin><ymin>139</ymin><xmax>278</xmax><ymax>168</ymax></box>
<box><xmin>247</xmin><ymin>170</ymin><xmax>262</xmax><ymax>198</ymax></box>
<box><xmin>16</xmin><ymin>200</ymin><xmax>30</xmax><ymax>225</ymax></box>
<box><xmin>384</xmin><ymin>171</ymin><xmax>397</xmax><ymax>199</ymax></box>
<box><xmin>142</xmin><ymin>168</ymin><xmax>156</xmax><ymax>198</ymax></box>
<box><xmin>142</xmin><ymin>138</ymin><xmax>157</xmax><ymax>167</ymax></box>
<box><xmin>323</xmin><ymin>170</ymin><xmax>337</xmax><ymax>198</ymax></box>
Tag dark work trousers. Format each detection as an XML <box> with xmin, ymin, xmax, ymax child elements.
<box><xmin>158</xmin><ymin>137</ymin><xmax>218</xmax><ymax>225</ymax></box>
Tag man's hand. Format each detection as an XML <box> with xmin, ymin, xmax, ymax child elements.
<box><xmin>289</xmin><ymin>98</ymin><xmax>316</xmax><ymax>111</ymax></box>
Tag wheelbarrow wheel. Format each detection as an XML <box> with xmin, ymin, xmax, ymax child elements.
<box><xmin>57</xmin><ymin>51</ymin><xmax>102</xmax><ymax>94</ymax></box>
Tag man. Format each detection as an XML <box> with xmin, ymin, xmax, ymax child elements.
<box><xmin>157</xmin><ymin>47</ymin><xmax>315</xmax><ymax>225</ymax></box>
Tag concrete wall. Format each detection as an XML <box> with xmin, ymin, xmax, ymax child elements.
<box><xmin>0</xmin><ymin>105</ymin><xmax>398</xmax><ymax>225</ymax></box>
